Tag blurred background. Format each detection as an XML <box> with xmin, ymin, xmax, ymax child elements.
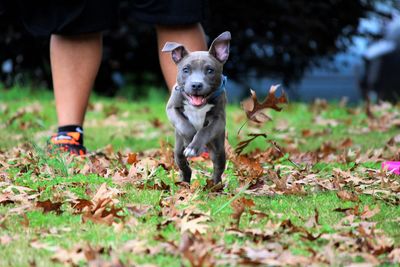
<box><xmin>1</xmin><ymin>0</ymin><xmax>400</xmax><ymax>103</ymax></box>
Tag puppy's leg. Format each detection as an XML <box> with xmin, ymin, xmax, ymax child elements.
<box><xmin>208</xmin><ymin>133</ymin><xmax>226</xmax><ymax>184</ymax></box>
<box><xmin>174</xmin><ymin>131</ymin><xmax>192</xmax><ymax>183</ymax></box>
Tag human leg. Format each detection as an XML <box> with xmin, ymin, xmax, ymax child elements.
<box><xmin>48</xmin><ymin>33</ymin><xmax>102</xmax><ymax>155</ymax></box>
<box><xmin>50</xmin><ymin>33</ymin><xmax>102</xmax><ymax>126</ymax></box>
<box><xmin>16</xmin><ymin>0</ymin><xmax>117</xmax><ymax>155</ymax></box>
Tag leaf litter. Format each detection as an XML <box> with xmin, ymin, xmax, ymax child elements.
<box><xmin>0</xmin><ymin>85</ymin><xmax>400</xmax><ymax>266</ymax></box>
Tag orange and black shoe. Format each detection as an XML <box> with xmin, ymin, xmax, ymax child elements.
<box><xmin>47</xmin><ymin>131</ymin><xmax>86</xmax><ymax>156</ymax></box>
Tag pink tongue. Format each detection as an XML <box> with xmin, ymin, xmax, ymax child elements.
<box><xmin>190</xmin><ymin>96</ymin><xmax>204</xmax><ymax>106</ymax></box>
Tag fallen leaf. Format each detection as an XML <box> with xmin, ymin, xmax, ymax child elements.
<box><xmin>178</xmin><ymin>232</ymin><xmax>215</xmax><ymax>267</ymax></box>
<box><xmin>36</xmin><ymin>200</ymin><xmax>62</xmax><ymax>214</ymax></box>
<box><xmin>339</xmin><ymin>138</ymin><xmax>353</xmax><ymax>149</ymax></box>
<box><xmin>231</xmin><ymin>197</ymin><xmax>255</xmax><ymax>228</ymax></box>
<box><xmin>126</xmin><ymin>204</ymin><xmax>151</xmax><ymax>217</ymax></box>
<box><xmin>389</xmin><ymin>248</ymin><xmax>400</xmax><ymax>263</ymax></box>
<box><xmin>180</xmin><ymin>212</ymin><xmax>210</xmax><ymax>235</ymax></box>
<box><xmin>337</xmin><ymin>190</ymin><xmax>359</xmax><ymax>202</ymax></box>
<box><xmin>127</xmin><ymin>153</ymin><xmax>138</xmax><ymax>165</ymax></box>
<box><xmin>304</xmin><ymin>208</ymin><xmax>320</xmax><ymax>229</ymax></box>
<box><xmin>72</xmin><ymin>199</ymin><xmax>93</xmax><ymax>213</ymax></box>
<box><xmin>122</xmin><ymin>239</ymin><xmax>150</xmax><ymax>254</ymax></box>
<box><xmin>82</xmin><ymin>199</ymin><xmax>123</xmax><ymax>226</ymax></box>
<box><xmin>360</xmin><ymin>205</ymin><xmax>380</xmax><ymax>220</ymax></box>
<box><xmin>230</xmin><ymin>154</ymin><xmax>264</xmax><ymax>182</ymax></box>
<box><xmin>51</xmin><ymin>244</ymin><xmax>107</xmax><ymax>265</ymax></box>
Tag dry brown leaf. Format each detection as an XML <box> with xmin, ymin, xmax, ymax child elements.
<box><xmin>336</xmin><ymin>190</ymin><xmax>360</xmax><ymax>202</ymax></box>
<box><xmin>72</xmin><ymin>199</ymin><xmax>93</xmax><ymax>213</ymax></box>
<box><xmin>314</xmin><ymin>115</ymin><xmax>340</xmax><ymax>127</ymax></box>
<box><xmin>0</xmin><ymin>192</ymin><xmax>16</xmax><ymax>205</ymax></box>
<box><xmin>242</xmin><ymin>246</ymin><xmax>280</xmax><ymax>263</ymax></box>
<box><xmin>180</xmin><ymin>212</ymin><xmax>210</xmax><ymax>235</ymax></box>
<box><xmin>92</xmin><ymin>183</ymin><xmax>121</xmax><ymax>204</ymax></box>
<box><xmin>333</xmin><ymin>206</ymin><xmax>360</xmax><ymax>217</ymax></box>
<box><xmin>339</xmin><ymin>138</ymin><xmax>353</xmax><ymax>149</ymax></box>
<box><xmin>121</xmin><ymin>239</ymin><xmax>154</xmax><ymax>254</ymax></box>
<box><xmin>178</xmin><ymin>232</ymin><xmax>215</xmax><ymax>267</ymax></box>
<box><xmin>69</xmin><ymin>184</ymin><xmax>124</xmax><ymax>226</ymax></box>
<box><xmin>389</xmin><ymin>248</ymin><xmax>400</xmax><ymax>263</ymax></box>
<box><xmin>159</xmin><ymin>139</ymin><xmax>175</xmax><ymax>170</ymax></box>
<box><xmin>241</xmin><ymin>84</ymin><xmax>288</xmax><ymax>124</ymax></box>
<box><xmin>230</xmin><ymin>154</ymin><xmax>264</xmax><ymax>182</ymax></box>
<box><xmin>151</xmin><ymin>118</ymin><xmax>163</xmax><ymax>128</ymax></box>
<box><xmin>125</xmin><ymin>204</ymin><xmax>151</xmax><ymax>217</ymax></box>
<box><xmin>360</xmin><ymin>205</ymin><xmax>380</xmax><ymax>220</ymax></box>
<box><xmin>51</xmin><ymin>244</ymin><xmax>107</xmax><ymax>265</ymax></box>
<box><xmin>224</xmin><ymin>134</ymin><xmax>235</xmax><ymax>160</ymax></box>
<box><xmin>82</xmin><ymin>199</ymin><xmax>123</xmax><ymax>226</ymax></box>
<box><xmin>127</xmin><ymin>153</ymin><xmax>138</xmax><ymax>165</ymax></box>
<box><xmin>304</xmin><ymin>208</ymin><xmax>320</xmax><ymax>229</ymax></box>
<box><xmin>36</xmin><ymin>200</ymin><xmax>63</xmax><ymax>214</ymax></box>
<box><xmin>268</xmin><ymin>169</ymin><xmax>306</xmax><ymax>195</ymax></box>
<box><xmin>231</xmin><ymin>197</ymin><xmax>255</xmax><ymax>228</ymax></box>
<box><xmin>276</xmin><ymin>250</ymin><xmax>311</xmax><ymax>266</ymax></box>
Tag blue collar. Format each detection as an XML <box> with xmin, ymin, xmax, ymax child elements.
<box><xmin>208</xmin><ymin>75</ymin><xmax>227</xmax><ymax>102</ymax></box>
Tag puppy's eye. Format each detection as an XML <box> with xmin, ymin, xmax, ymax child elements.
<box><xmin>206</xmin><ymin>68</ymin><xmax>214</xmax><ymax>74</ymax></box>
<box><xmin>183</xmin><ymin>67</ymin><xmax>190</xmax><ymax>74</ymax></box>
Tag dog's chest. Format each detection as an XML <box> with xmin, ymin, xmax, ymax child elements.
<box><xmin>183</xmin><ymin>102</ymin><xmax>214</xmax><ymax>131</ymax></box>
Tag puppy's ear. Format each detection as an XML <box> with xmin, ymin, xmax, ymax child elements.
<box><xmin>209</xmin><ymin>31</ymin><xmax>231</xmax><ymax>63</ymax></box>
<box><xmin>162</xmin><ymin>42</ymin><xmax>189</xmax><ymax>64</ymax></box>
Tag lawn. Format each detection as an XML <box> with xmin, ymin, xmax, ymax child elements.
<box><xmin>0</xmin><ymin>86</ymin><xmax>399</xmax><ymax>266</ymax></box>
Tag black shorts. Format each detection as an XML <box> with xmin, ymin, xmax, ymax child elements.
<box><xmin>13</xmin><ymin>0</ymin><xmax>206</xmax><ymax>37</ymax></box>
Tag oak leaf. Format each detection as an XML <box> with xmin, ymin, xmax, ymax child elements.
<box><xmin>389</xmin><ymin>248</ymin><xmax>400</xmax><ymax>263</ymax></box>
<box><xmin>36</xmin><ymin>200</ymin><xmax>62</xmax><ymax>214</ymax></box>
<box><xmin>231</xmin><ymin>197</ymin><xmax>255</xmax><ymax>228</ymax></box>
<box><xmin>127</xmin><ymin>153</ymin><xmax>138</xmax><ymax>165</ymax></box>
<box><xmin>180</xmin><ymin>212</ymin><xmax>210</xmax><ymax>235</ymax></box>
<box><xmin>360</xmin><ymin>205</ymin><xmax>380</xmax><ymax>220</ymax></box>
<box><xmin>51</xmin><ymin>244</ymin><xmax>107</xmax><ymax>265</ymax></box>
<box><xmin>241</xmin><ymin>84</ymin><xmax>288</xmax><ymax>124</ymax></box>
<box><xmin>178</xmin><ymin>232</ymin><xmax>215</xmax><ymax>267</ymax></box>
<box><xmin>336</xmin><ymin>190</ymin><xmax>359</xmax><ymax>202</ymax></box>
<box><xmin>82</xmin><ymin>198</ymin><xmax>124</xmax><ymax>226</ymax></box>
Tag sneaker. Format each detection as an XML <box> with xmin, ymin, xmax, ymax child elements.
<box><xmin>47</xmin><ymin>132</ymin><xmax>86</xmax><ymax>156</ymax></box>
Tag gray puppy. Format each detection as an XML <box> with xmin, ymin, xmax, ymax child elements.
<box><xmin>162</xmin><ymin>31</ymin><xmax>231</xmax><ymax>184</ymax></box>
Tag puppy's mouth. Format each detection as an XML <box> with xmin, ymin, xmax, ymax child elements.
<box><xmin>182</xmin><ymin>92</ymin><xmax>209</xmax><ymax>107</ymax></box>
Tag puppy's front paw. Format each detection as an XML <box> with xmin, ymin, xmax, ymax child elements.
<box><xmin>184</xmin><ymin>143</ymin><xmax>208</xmax><ymax>157</ymax></box>
<box><xmin>184</xmin><ymin>146</ymin><xmax>199</xmax><ymax>158</ymax></box>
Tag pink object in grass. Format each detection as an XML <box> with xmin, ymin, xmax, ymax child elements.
<box><xmin>382</xmin><ymin>161</ymin><xmax>400</xmax><ymax>175</ymax></box>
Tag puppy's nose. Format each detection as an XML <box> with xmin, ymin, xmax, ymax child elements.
<box><xmin>191</xmin><ymin>82</ymin><xmax>203</xmax><ymax>91</ymax></box>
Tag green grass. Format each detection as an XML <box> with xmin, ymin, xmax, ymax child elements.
<box><xmin>1</xmin><ymin>87</ymin><xmax>400</xmax><ymax>266</ymax></box>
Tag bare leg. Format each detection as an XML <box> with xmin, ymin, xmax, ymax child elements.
<box><xmin>156</xmin><ymin>23</ymin><xmax>207</xmax><ymax>90</ymax></box>
<box><xmin>50</xmin><ymin>33</ymin><xmax>102</xmax><ymax>126</ymax></box>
